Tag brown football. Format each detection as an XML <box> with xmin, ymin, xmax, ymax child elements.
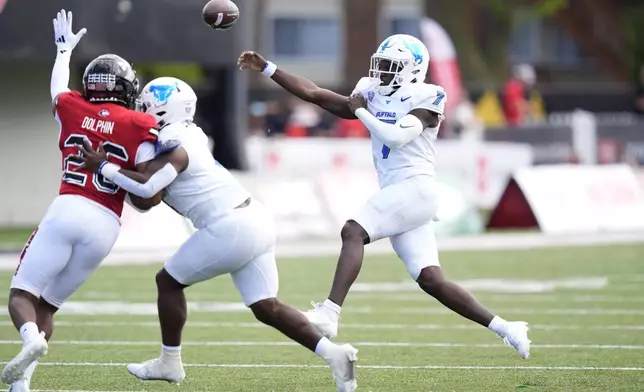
<box><xmin>202</xmin><ymin>0</ymin><xmax>239</xmax><ymax>30</ymax></box>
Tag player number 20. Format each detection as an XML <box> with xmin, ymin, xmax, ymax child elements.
<box><xmin>62</xmin><ymin>134</ymin><xmax>129</xmax><ymax>194</ymax></box>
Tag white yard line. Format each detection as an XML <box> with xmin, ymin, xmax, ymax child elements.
<box><xmin>0</xmin><ymin>340</ymin><xmax>643</xmax><ymax>350</ymax></box>
<box><xmin>2</xmin><ymin>304</ymin><xmax>642</xmax><ymax>316</ymax></box>
<box><xmin>32</xmin><ymin>390</ymin><xmax>144</xmax><ymax>392</ymax></box>
<box><xmin>10</xmin><ymin>362</ymin><xmax>644</xmax><ymax>372</ymax></box>
<box><xmin>346</xmin><ymin>294</ymin><xmax>644</xmax><ymax>303</ymax></box>
<box><xmin>68</xmin><ymin>293</ymin><xmax>644</xmax><ymax>304</ymax></box>
<box><xmin>394</xmin><ymin>308</ymin><xmax>644</xmax><ymax>315</ymax></box>
<box><xmin>1</xmin><ymin>320</ymin><xmax>642</xmax><ymax>331</ymax></box>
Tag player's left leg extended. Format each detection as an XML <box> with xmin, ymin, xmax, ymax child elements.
<box><xmin>304</xmin><ymin>175</ymin><xmax>439</xmax><ymax>339</ymax></box>
<box><xmin>391</xmin><ymin>222</ymin><xmax>531</xmax><ymax>359</ymax></box>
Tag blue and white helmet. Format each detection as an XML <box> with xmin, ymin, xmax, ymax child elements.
<box><xmin>370</xmin><ymin>34</ymin><xmax>430</xmax><ymax>95</ymax></box>
<box><xmin>137</xmin><ymin>77</ymin><xmax>197</xmax><ymax>128</ymax></box>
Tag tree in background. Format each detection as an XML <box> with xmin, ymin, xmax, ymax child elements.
<box><xmin>546</xmin><ymin>0</ymin><xmax>628</xmax><ymax>82</ymax></box>
<box><xmin>343</xmin><ymin>0</ymin><xmax>381</xmax><ymax>87</ymax></box>
<box><xmin>624</xmin><ymin>0</ymin><xmax>644</xmax><ymax>81</ymax></box>
<box><xmin>423</xmin><ymin>0</ymin><xmax>567</xmax><ymax>87</ymax></box>
<box><xmin>424</xmin><ymin>0</ymin><xmax>644</xmax><ymax>86</ymax></box>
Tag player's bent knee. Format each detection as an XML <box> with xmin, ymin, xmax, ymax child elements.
<box><xmin>416</xmin><ymin>266</ymin><xmax>445</xmax><ymax>293</ymax></box>
<box><xmin>37</xmin><ymin>297</ymin><xmax>59</xmax><ymax>314</ymax></box>
<box><xmin>36</xmin><ymin>298</ymin><xmax>58</xmax><ymax>341</ymax></box>
<box><xmin>39</xmin><ymin>294</ymin><xmax>64</xmax><ymax>310</ymax></box>
<box><xmin>9</xmin><ymin>283</ymin><xmax>43</xmax><ymax>302</ymax></box>
<box><xmin>9</xmin><ymin>288</ymin><xmax>39</xmax><ymax>305</ymax></box>
<box><xmin>8</xmin><ymin>288</ymin><xmax>40</xmax><ymax>318</ymax></box>
<box><xmin>155</xmin><ymin>268</ymin><xmax>187</xmax><ymax>291</ymax></box>
<box><xmin>341</xmin><ymin>220</ymin><xmax>370</xmax><ymax>245</ymax></box>
<box><xmin>249</xmin><ymin>297</ymin><xmax>279</xmax><ymax>325</ymax></box>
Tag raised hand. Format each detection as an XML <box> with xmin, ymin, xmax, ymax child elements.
<box><xmin>53</xmin><ymin>9</ymin><xmax>87</xmax><ymax>53</ymax></box>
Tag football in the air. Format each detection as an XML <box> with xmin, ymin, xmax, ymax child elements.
<box><xmin>203</xmin><ymin>0</ymin><xmax>240</xmax><ymax>30</ymax></box>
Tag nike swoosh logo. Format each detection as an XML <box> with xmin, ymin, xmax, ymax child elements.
<box><xmin>399</xmin><ymin>125</ymin><xmax>415</xmax><ymax>129</ymax></box>
<box><xmin>401</xmin><ymin>96</ymin><xmax>411</xmax><ymax>102</ymax></box>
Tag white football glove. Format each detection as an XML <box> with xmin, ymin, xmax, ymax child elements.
<box><xmin>52</xmin><ymin>9</ymin><xmax>87</xmax><ymax>53</ymax></box>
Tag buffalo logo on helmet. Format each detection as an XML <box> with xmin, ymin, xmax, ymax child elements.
<box><xmin>402</xmin><ymin>39</ymin><xmax>425</xmax><ymax>66</ymax></box>
<box><xmin>149</xmin><ymin>83</ymin><xmax>180</xmax><ymax>107</ymax></box>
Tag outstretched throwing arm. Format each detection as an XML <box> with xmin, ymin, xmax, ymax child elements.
<box><xmin>237</xmin><ymin>51</ymin><xmax>356</xmax><ymax>119</ymax></box>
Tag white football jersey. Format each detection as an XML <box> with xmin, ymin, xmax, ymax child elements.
<box><xmin>353</xmin><ymin>77</ymin><xmax>447</xmax><ymax>187</ymax></box>
<box><xmin>158</xmin><ymin>122</ymin><xmax>251</xmax><ymax>229</ymax></box>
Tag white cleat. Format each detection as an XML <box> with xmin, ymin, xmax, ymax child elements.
<box><xmin>126</xmin><ymin>358</ymin><xmax>185</xmax><ymax>384</ymax></box>
<box><xmin>7</xmin><ymin>379</ymin><xmax>29</xmax><ymax>392</ymax></box>
<box><xmin>323</xmin><ymin>344</ymin><xmax>358</xmax><ymax>392</ymax></box>
<box><xmin>302</xmin><ymin>302</ymin><xmax>339</xmax><ymax>339</ymax></box>
<box><xmin>501</xmin><ymin>321</ymin><xmax>531</xmax><ymax>359</ymax></box>
<box><xmin>1</xmin><ymin>333</ymin><xmax>47</xmax><ymax>385</ymax></box>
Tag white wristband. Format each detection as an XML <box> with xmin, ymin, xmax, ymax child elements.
<box><xmin>261</xmin><ymin>61</ymin><xmax>277</xmax><ymax>77</ymax></box>
<box><xmin>99</xmin><ymin>162</ymin><xmax>122</xmax><ymax>180</ymax></box>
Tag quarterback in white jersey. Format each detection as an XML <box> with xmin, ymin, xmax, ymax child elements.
<box><xmin>239</xmin><ymin>34</ymin><xmax>531</xmax><ymax>360</ymax></box>
<box><xmin>75</xmin><ymin>77</ymin><xmax>358</xmax><ymax>392</ymax></box>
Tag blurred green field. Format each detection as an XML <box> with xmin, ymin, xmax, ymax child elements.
<box><xmin>0</xmin><ymin>227</ymin><xmax>34</xmax><ymax>248</ymax></box>
<box><xmin>0</xmin><ymin>243</ymin><xmax>643</xmax><ymax>391</ymax></box>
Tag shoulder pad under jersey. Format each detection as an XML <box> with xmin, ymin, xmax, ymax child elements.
<box><xmin>351</xmin><ymin>77</ymin><xmax>375</xmax><ymax>96</ymax></box>
<box><xmin>155</xmin><ymin>139</ymin><xmax>181</xmax><ymax>157</ymax></box>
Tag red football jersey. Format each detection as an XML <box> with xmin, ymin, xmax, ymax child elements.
<box><xmin>55</xmin><ymin>91</ymin><xmax>159</xmax><ymax>217</ymax></box>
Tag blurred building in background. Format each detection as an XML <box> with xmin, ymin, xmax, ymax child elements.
<box><xmin>2</xmin><ymin>0</ymin><xmax>644</xmax><ymax>246</ymax></box>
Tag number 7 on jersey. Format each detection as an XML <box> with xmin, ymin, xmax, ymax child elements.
<box><xmin>433</xmin><ymin>91</ymin><xmax>445</xmax><ymax>106</ymax></box>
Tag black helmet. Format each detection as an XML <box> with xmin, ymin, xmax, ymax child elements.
<box><xmin>82</xmin><ymin>54</ymin><xmax>139</xmax><ymax>109</ymax></box>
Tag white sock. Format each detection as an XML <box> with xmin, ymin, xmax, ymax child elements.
<box><xmin>19</xmin><ymin>322</ymin><xmax>40</xmax><ymax>343</ymax></box>
<box><xmin>323</xmin><ymin>299</ymin><xmax>341</xmax><ymax>321</ymax></box>
<box><xmin>314</xmin><ymin>337</ymin><xmax>336</xmax><ymax>357</ymax></box>
<box><xmin>488</xmin><ymin>316</ymin><xmax>508</xmax><ymax>336</ymax></box>
<box><xmin>161</xmin><ymin>344</ymin><xmax>182</xmax><ymax>360</ymax></box>
<box><xmin>24</xmin><ymin>360</ymin><xmax>38</xmax><ymax>382</ymax></box>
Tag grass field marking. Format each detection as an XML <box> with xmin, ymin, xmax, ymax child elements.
<box><xmin>69</xmin><ymin>293</ymin><xmax>644</xmax><ymax>302</ymax></box>
<box><xmin>2</xmin><ymin>320</ymin><xmax>643</xmax><ymax>331</ymax></box>
<box><xmin>352</xmin><ymin>277</ymin><xmax>608</xmax><ymax>294</ymax></box>
<box><xmin>65</xmin><ymin>293</ymin><xmax>644</xmax><ymax>304</ymax></box>
<box><xmin>396</xmin><ymin>308</ymin><xmax>644</xmax><ymax>316</ymax></box>
<box><xmin>362</xmin><ymin>294</ymin><xmax>644</xmax><ymax>303</ymax></box>
<box><xmin>1</xmin><ymin>340</ymin><xmax>644</xmax><ymax>350</ymax></box>
<box><xmin>609</xmin><ymin>284</ymin><xmax>644</xmax><ymax>292</ymax></box>
<box><xmin>32</xmin><ymin>390</ymin><xmax>144</xmax><ymax>392</ymax></box>
<box><xmin>3</xmin><ymin>304</ymin><xmax>644</xmax><ymax>316</ymax></box>
<box><xmin>9</xmin><ymin>362</ymin><xmax>644</xmax><ymax>372</ymax></box>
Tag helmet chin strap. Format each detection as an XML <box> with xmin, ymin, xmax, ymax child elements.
<box><xmin>375</xmin><ymin>83</ymin><xmax>400</xmax><ymax>96</ymax></box>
